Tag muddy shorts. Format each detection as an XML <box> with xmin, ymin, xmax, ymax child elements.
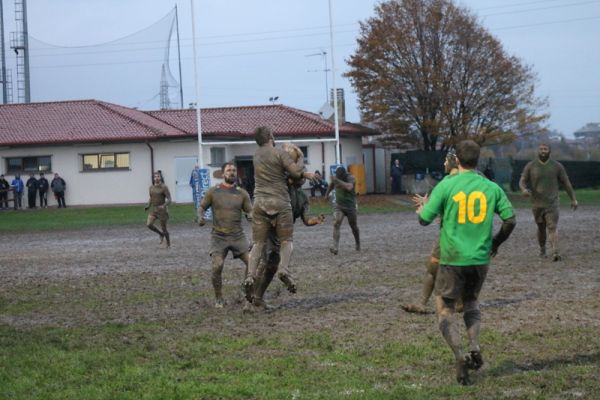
<box><xmin>435</xmin><ymin>265</ymin><xmax>488</xmax><ymax>302</ymax></box>
<box><xmin>210</xmin><ymin>233</ymin><xmax>249</xmax><ymax>259</ymax></box>
<box><xmin>147</xmin><ymin>207</ymin><xmax>169</xmax><ymax>224</ymax></box>
<box><xmin>333</xmin><ymin>206</ymin><xmax>357</xmax><ymax>222</ymax></box>
<box><xmin>251</xmin><ymin>201</ymin><xmax>294</xmax><ymax>243</ymax></box>
<box><xmin>532</xmin><ymin>206</ymin><xmax>559</xmax><ymax>230</ymax></box>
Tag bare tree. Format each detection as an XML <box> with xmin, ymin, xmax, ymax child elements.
<box><xmin>346</xmin><ymin>0</ymin><xmax>547</xmax><ymax>151</ymax></box>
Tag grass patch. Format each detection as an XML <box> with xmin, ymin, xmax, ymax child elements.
<box><xmin>1</xmin><ymin>322</ymin><xmax>597</xmax><ymax>399</ymax></box>
<box><xmin>3</xmin><ymin>190</ymin><xmax>600</xmax><ymax>233</ymax></box>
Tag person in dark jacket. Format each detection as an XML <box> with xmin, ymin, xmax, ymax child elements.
<box><xmin>11</xmin><ymin>174</ymin><xmax>24</xmax><ymax>209</ymax></box>
<box><xmin>0</xmin><ymin>174</ymin><xmax>10</xmax><ymax>209</ymax></box>
<box><xmin>391</xmin><ymin>159</ymin><xmax>403</xmax><ymax>194</ymax></box>
<box><xmin>26</xmin><ymin>173</ymin><xmax>39</xmax><ymax>208</ymax></box>
<box><xmin>51</xmin><ymin>173</ymin><xmax>67</xmax><ymax>208</ymax></box>
<box><xmin>38</xmin><ymin>172</ymin><xmax>49</xmax><ymax>208</ymax></box>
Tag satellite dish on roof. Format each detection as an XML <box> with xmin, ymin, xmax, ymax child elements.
<box><xmin>318</xmin><ymin>102</ymin><xmax>334</xmax><ymax>119</ymax></box>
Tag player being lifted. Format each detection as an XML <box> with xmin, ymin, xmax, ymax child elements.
<box><xmin>198</xmin><ymin>162</ymin><xmax>253</xmax><ymax>308</ymax></box>
<box><xmin>243</xmin><ymin>127</ymin><xmax>314</xmax><ymax>299</ymax></box>
<box><xmin>145</xmin><ymin>171</ymin><xmax>172</xmax><ymax>248</ymax></box>
<box><xmin>245</xmin><ymin>143</ymin><xmax>325</xmax><ymax>312</ymax></box>
<box><xmin>417</xmin><ymin>140</ymin><xmax>516</xmax><ymax>385</ymax></box>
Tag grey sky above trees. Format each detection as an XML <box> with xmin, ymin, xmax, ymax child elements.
<box><xmin>2</xmin><ymin>0</ymin><xmax>599</xmax><ymax>137</ymax></box>
<box><xmin>346</xmin><ymin>0</ymin><xmax>548</xmax><ymax>151</ymax></box>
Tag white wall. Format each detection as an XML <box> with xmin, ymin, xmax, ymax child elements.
<box><xmin>0</xmin><ymin>136</ymin><xmax>365</xmax><ymax>206</ymax></box>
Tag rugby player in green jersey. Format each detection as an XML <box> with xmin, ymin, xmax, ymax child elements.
<box><xmin>198</xmin><ymin>162</ymin><xmax>253</xmax><ymax>308</ymax></box>
<box><xmin>325</xmin><ymin>166</ymin><xmax>360</xmax><ymax>255</ymax></box>
<box><xmin>418</xmin><ymin>140</ymin><xmax>516</xmax><ymax>385</ymax></box>
<box><xmin>519</xmin><ymin>143</ymin><xmax>577</xmax><ymax>261</ymax></box>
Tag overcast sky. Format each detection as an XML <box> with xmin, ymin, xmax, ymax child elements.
<box><xmin>4</xmin><ymin>0</ymin><xmax>599</xmax><ymax>137</ymax></box>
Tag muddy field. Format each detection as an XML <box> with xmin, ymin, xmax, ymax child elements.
<box><xmin>1</xmin><ymin>204</ymin><xmax>599</xmax><ymax>390</ymax></box>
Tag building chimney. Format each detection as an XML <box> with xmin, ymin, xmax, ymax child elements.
<box><xmin>329</xmin><ymin>88</ymin><xmax>345</xmax><ymax>124</ymax></box>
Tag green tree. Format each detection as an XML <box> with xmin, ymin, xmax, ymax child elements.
<box><xmin>346</xmin><ymin>0</ymin><xmax>547</xmax><ymax>150</ymax></box>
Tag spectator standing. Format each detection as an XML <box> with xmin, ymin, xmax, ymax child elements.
<box><xmin>26</xmin><ymin>173</ymin><xmax>39</xmax><ymax>208</ymax></box>
<box><xmin>391</xmin><ymin>159</ymin><xmax>403</xmax><ymax>194</ymax></box>
<box><xmin>51</xmin><ymin>173</ymin><xmax>67</xmax><ymax>208</ymax></box>
<box><xmin>310</xmin><ymin>170</ymin><xmax>328</xmax><ymax>197</ymax></box>
<box><xmin>11</xmin><ymin>174</ymin><xmax>24</xmax><ymax>209</ymax></box>
<box><xmin>38</xmin><ymin>172</ymin><xmax>49</xmax><ymax>208</ymax></box>
<box><xmin>0</xmin><ymin>174</ymin><xmax>9</xmax><ymax>209</ymax></box>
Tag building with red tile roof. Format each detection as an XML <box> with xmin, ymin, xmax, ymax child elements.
<box><xmin>0</xmin><ymin>100</ymin><xmax>377</xmax><ymax>206</ymax></box>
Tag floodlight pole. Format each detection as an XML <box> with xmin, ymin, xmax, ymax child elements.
<box><xmin>190</xmin><ymin>0</ymin><xmax>203</xmax><ymax>167</ymax></box>
<box><xmin>328</xmin><ymin>0</ymin><xmax>341</xmax><ymax>164</ymax></box>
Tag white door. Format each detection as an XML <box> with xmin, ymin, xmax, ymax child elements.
<box><xmin>175</xmin><ymin>157</ymin><xmax>197</xmax><ymax>203</ymax></box>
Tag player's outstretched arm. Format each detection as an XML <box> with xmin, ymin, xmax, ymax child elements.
<box><xmin>490</xmin><ymin>216</ymin><xmax>516</xmax><ymax>257</ymax></box>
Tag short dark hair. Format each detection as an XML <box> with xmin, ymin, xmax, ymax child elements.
<box><xmin>335</xmin><ymin>166</ymin><xmax>347</xmax><ymax>179</ymax></box>
<box><xmin>539</xmin><ymin>143</ymin><xmax>551</xmax><ymax>150</ymax></box>
<box><xmin>254</xmin><ymin>126</ymin><xmax>273</xmax><ymax>146</ymax></box>
<box><xmin>221</xmin><ymin>162</ymin><xmax>235</xmax><ymax>172</ymax></box>
<box><xmin>455</xmin><ymin>140</ymin><xmax>480</xmax><ymax>169</ymax></box>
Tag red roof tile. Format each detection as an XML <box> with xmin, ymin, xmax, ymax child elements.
<box><xmin>148</xmin><ymin>105</ymin><xmax>375</xmax><ymax>138</ymax></box>
<box><xmin>0</xmin><ymin>100</ymin><xmax>376</xmax><ymax>146</ymax></box>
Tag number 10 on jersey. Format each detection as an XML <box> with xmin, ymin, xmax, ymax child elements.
<box><xmin>452</xmin><ymin>191</ymin><xmax>487</xmax><ymax>224</ymax></box>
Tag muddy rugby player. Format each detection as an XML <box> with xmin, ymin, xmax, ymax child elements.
<box><xmin>246</xmin><ymin>143</ymin><xmax>325</xmax><ymax>312</ymax></box>
<box><xmin>402</xmin><ymin>149</ymin><xmax>460</xmax><ymax>314</ymax></box>
<box><xmin>243</xmin><ymin>127</ymin><xmax>314</xmax><ymax>299</ymax></box>
<box><xmin>325</xmin><ymin>166</ymin><xmax>360</xmax><ymax>255</ymax></box>
<box><xmin>198</xmin><ymin>162</ymin><xmax>253</xmax><ymax>308</ymax></box>
<box><xmin>519</xmin><ymin>143</ymin><xmax>577</xmax><ymax>261</ymax></box>
<box><xmin>144</xmin><ymin>171</ymin><xmax>172</xmax><ymax>248</ymax></box>
<box><xmin>417</xmin><ymin>140</ymin><xmax>516</xmax><ymax>385</ymax></box>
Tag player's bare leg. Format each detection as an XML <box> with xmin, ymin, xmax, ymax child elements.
<box><xmin>330</xmin><ymin>211</ymin><xmax>344</xmax><ymax>255</ymax></box>
<box><xmin>211</xmin><ymin>255</ymin><xmax>225</xmax><ymax>308</ymax></box>
<box><xmin>244</xmin><ymin>241</ymin><xmax>264</xmax><ymax>299</ymax></box>
<box><xmin>435</xmin><ymin>295</ymin><xmax>471</xmax><ymax>385</ymax></box>
<box><xmin>536</xmin><ymin>221</ymin><xmax>547</xmax><ymax>258</ymax></box>
<box><xmin>160</xmin><ymin>221</ymin><xmax>170</xmax><ymax>248</ymax></box>
<box><xmin>348</xmin><ymin>212</ymin><xmax>360</xmax><ymax>251</ymax></box>
<box><xmin>277</xmin><ymin>240</ymin><xmax>296</xmax><ymax>293</ymax></box>
<box><xmin>463</xmin><ymin>300</ymin><xmax>484</xmax><ymax>370</ymax></box>
<box><xmin>253</xmin><ymin>252</ymin><xmax>279</xmax><ymax>309</ymax></box>
<box><xmin>547</xmin><ymin>212</ymin><xmax>561</xmax><ymax>261</ymax></box>
<box><xmin>402</xmin><ymin>256</ymin><xmax>437</xmax><ymax>314</ymax></box>
<box><xmin>146</xmin><ymin>215</ymin><xmax>164</xmax><ymax>243</ymax></box>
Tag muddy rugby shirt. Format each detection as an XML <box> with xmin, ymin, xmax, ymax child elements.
<box><xmin>200</xmin><ymin>184</ymin><xmax>252</xmax><ymax>236</ymax></box>
<box><xmin>420</xmin><ymin>171</ymin><xmax>514</xmax><ymax>266</ymax></box>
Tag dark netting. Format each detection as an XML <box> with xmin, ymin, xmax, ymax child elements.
<box><xmin>10</xmin><ymin>8</ymin><xmax>181</xmax><ymax>110</ymax></box>
<box><xmin>510</xmin><ymin>160</ymin><xmax>600</xmax><ymax>190</ymax></box>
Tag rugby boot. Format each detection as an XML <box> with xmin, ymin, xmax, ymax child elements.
<box><xmin>552</xmin><ymin>252</ymin><xmax>562</xmax><ymax>262</ymax></box>
<box><xmin>455</xmin><ymin>357</ymin><xmax>472</xmax><ymax>386</ymax></box>
<box><xmin>242</xmin><ymin>276</ymin><xmax>255</xmax><ymax>302</ymax></box>
<box><xmin>539</xmin><ymin>247</ymin><xmax>547</xmax><ymax>258</ymax></box>
<box><xmin>159</xmin><ymin>233</ymin><xmax>165</xmax><ymax>244</ymax></box>
<box><xmin>164</xmin><ymin>231</ymin><xmax>171</xmax><ymax>248</ymax></box>
<box><xmin>355</xmin><ymin>241</ymin><xmax>361</xmax><ymax>252</ymax></box>
<box><xmin>278</xmin><ymin>272</ymin><xmax>297</xmax><ymax>294</ymax></box>
<box><xmin>252</xmin><ymin>297</ymin><xmax>273</xmax><ymax>311</ymax></box>
<box><xmin>329</xmin><ymin>247</ymin><xmax>338</xmax><ymax>255</ymax></box>
<box><xmin>401</xmin><ymin>303</ymin><xmax>431</xmax><ymax>314</ymax></box>
<box><xmin>465</xmin><ymin>350</ymin><xmax>484</xmax><ymax>370</ymax></box>
<box><xmin>214</xmin><ymin>298</ymin><xmax>224</xmax><ymax>309</ymax></box>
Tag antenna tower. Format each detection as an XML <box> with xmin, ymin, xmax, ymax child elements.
<box><xmin>10</xmin><ymin>0</ymin><xmax>30</xmax><ymax>103</ymax></box>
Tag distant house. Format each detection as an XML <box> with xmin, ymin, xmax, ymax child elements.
<box><xmin>0</xmin><ymin>100</ymin><xmax>376</xmax><ymax>206</ymax></box>
<box><xmin>574</xmin><ymin>123</ymin><xmax>600</xmax><ymax>143</ymax></box>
